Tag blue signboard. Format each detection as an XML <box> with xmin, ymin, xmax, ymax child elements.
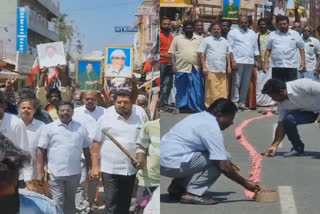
<box><xmin>115</xmin><ymin>26</ymin><xmax>138</xmax><ymax>32</ymax></box>
<box><xmin>16</xmin><ymin>7</ymin><xmax>29</xmax><ymax>53</ymax></box>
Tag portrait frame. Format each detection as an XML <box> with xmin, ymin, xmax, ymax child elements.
<box><xmin>221</xmin><ymin>0</ymin><xmax>241</xmax><ymax>21</ymax></box>
<box><xmin>37</xmin><ymin>41</ymin><xmax>67</xmax><ymax>68</ymax></box>
<box><xmin>76</xmin><ymin>58</ymin><xmax>103</xmax><ymax>91</ymax></box>
<box><xmin>104</xmin><ymin>45</ymin><xmax>133</xmax><ymax>78</ymax></box>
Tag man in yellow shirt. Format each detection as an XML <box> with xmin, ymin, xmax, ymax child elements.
<box><xmin>169</xmin><ymin>20</ymin><xmax>204</xmax><ymax>113</ymax></box>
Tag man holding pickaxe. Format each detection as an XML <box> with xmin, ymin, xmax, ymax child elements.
<box><xmin>90</xmin><ymin>89</ymin><xmax>149</xmax><ymax>214</ymax></box>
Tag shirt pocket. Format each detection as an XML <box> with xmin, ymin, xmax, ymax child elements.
<box><xmin>307</xmin><ymin>44</ymin><xmax>315</xmax><ymax>55</ymax></box>
<box><xmin>289</xmin><ymin>38</ymin><xmax>297</xmax><ymax>49</ymax></box>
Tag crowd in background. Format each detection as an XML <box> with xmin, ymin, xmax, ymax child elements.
<box><xmin>0</xmin><ymin>65</ymin><xmax>160</xmax><ymax>214</ymax></box>
<box><xmin>160</xmin><ymin>14</ymin><xmax>320</xmax><ymax>113</ymax></box>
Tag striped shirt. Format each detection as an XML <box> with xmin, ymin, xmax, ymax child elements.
<box><xmin>136</xmin><ymin>119</ymin><xmax>160</xmax><ymax>187</ymax></box>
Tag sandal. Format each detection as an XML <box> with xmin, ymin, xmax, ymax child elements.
<box><xmin>167</xmin><ymin>183</ymin><xmax>185</xmax><ymax>199</ymax></box>
<box><xmin>180</xmin><ymin>195</ymin><xmax>218</xmax><ymax>205</ymax></box>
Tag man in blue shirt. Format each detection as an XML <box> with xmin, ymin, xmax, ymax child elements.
<box><xmin>0</xmin><ymin>133</ymin><xmax>63</xmax><ymax>214</ymax></box>
<box><xmin>161</xmin><ymin>98</ymin><xmax>261</xmax><ymax>205</ymax></box>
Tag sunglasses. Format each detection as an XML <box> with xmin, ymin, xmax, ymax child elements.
<box><xmin>112</xmin><ymin>57</ymin><xmax>126</xmax><ymax>60</ymax></box>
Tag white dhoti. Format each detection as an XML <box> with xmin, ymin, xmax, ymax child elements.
<box><xmin>256</xmin><ymin>68</ymin><xmax>274</xmax><ymax>106</ymax></box>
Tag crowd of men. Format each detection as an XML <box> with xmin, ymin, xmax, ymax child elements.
<box><xmin>160</xmin><ymin>14</ymin><xmax>320</xmax><ymax>205</ymax></box>
<box><xmin>0</xmin><ymin>66</ymin><xmax>160</xmax><ymax>214</ymax></box>
<box><xmin>160</xmin><ymin>15</ymin><xmax>320</xmax><ymax>113</ymax></box>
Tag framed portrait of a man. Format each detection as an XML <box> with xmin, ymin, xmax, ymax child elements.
<box><xmin>76</xmin><ymin>59</ymin><xmax>102</xmax><ymax>91</ymax></box>
<box><xmin>105</xmin><ymin>46</ymin><xmax>133</xmax><ymax>78</ymax></box>
<box><xmin>222</xmin><ymin>0</ymin><xmax>240</xmax><ymax>20</ymax></box>
<box><xmin>37</xmin><ymin>41</ymin><xmax>67</xmax><ymax>68</ymax></box>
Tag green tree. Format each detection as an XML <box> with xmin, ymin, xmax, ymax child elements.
<box><xmin>53</xmin><ymin>13</ymin><xmax>74</xmax><ymax>43</ymax></box>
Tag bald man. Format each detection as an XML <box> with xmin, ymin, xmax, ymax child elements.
<box><xmin>136</xmin><ymin>94</ymin><xmax>151</xmax><ymax>120</ymax></box>
<box><xmin>73</xmin><ymin>90</ymin><xmax>108</xmax><ymax>212</ymax></box>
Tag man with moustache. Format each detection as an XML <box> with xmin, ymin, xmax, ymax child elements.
<box><xmin>91</xmin><ymin>89</ymin><xmax>148</xmax><ymax>214</ymax></box>
<box><xmin>194</xmin><ymin>20</ymin><xmax>204</xmax><ymax>37</ymax></box>
<box><xmin>0</xmin><ymin>133</ymin><xmax>63</xmax><ymax>214</ymax></box>
<box><xmin>264</xmin><ymin>15</ymin><xmax>306</xmax><ymax>82</ymax></box>
<box><xmin>0</xmin><ymin>91</ymin><xmax>32</xmax><ymax>186</ymax></box>
<box><xmin>73</xmin><ymin>90</ymin><xmax>107</xmax><ymax>213</ymax></box>
<box><xmin>169</xmin><ymin>20</ymin><xmax>204</xmax><ymax>113</ymax></box>
<box><xmin>227</xmin><ymin>15</ymin><xmax>261</xmax><ymax>110</ymax></box>
<box><xmin>160</xmin><ymin>16</ymin><xmax>175</xmax><ymax>113</ymax></box>
<box><xmin>198</xmin><ymin>22</ymin><xmax>231</xmax><ymax>107</ymax></box>
<box><xmin>161</xmin><ymin>98</ymin><xmax>261</xmax><ymax>205</ymax></box>
<box><xmin>220</xmin><ymin>20</ymin><xmax>231</xmax><ymax>39</ymax></box>
<box><xmin>18</xmin><ymin>98</ymin><xmax>45</xmax><ymax>193</ymax></box>
<box><xmin>36</xmin><ymin>101</ymin><xmax>92</xmax><ymax>214</ymax></box>
<box><xmin>298</xmin><ymin>25</ymin><xmax>320</xmax><ymax>80</ymax></box>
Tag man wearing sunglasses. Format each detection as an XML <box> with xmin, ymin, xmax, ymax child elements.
<box><xmin>107</xmin><ymin>49</ymin><xmax>132</xmax><ymax>77</ymax></box>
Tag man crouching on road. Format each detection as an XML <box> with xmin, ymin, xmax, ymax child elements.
<box><xmin>160</xmin><ymin>98</ymin><xmax>261</xmax><ymax>205</ymax></box>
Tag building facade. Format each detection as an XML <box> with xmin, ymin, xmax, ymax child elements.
<box><xmin>0</xmin><ymin>0</ymin><xmax>60</xmax><ymax>74</ymax></box>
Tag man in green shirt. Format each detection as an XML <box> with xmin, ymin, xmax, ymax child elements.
<box><xmin>223</xmin><ymin>0</ymin><xmax>239</xmax><ymax>19</ymax></box>
<box><xmin>135</xmin><ymin>119</ymin><xmax>160</xmax><ymax>214</ymax></box>
<box><xmin>78</xmin><ymin>63</ymin><xmax>100</xmax><ymax>90</ymax></box>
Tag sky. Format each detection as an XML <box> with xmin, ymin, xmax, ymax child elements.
<box><xmin>60</xmin><ymin>0</ymin><xmax>144</xmax><ymax>54</ymax></box>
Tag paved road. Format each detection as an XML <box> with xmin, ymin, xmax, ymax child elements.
<box><xmin>160</xmin><ymin>111</ymin><xmax>320</xmax><ymax>214</ymax></box>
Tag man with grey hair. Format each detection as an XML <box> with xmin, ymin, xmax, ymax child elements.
<box><xmin>106</xmin><ymin>49</ymin><xmax>131</xmax><ymax>77</ymax></box>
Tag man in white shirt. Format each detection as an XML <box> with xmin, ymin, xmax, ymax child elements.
<box><xmin>227</xmin><ymin>15</ymin><xmax>261</xmax><ymax>110</ymax></box>
<box><xmin>262</xmin><ymin>79</ymin><xmax>320</xmax><ymax>157</ymax></box>
<box><xmin>161</xmin><ymin>98</ymin><xmax>261</xmax><ymax>204</ymax></box>
<box><xmin>0</xmin><ymin>91</ymin><xmax>32</xmax><ymax>185</ymax></box>
<box><xmin>36</xmin><ymin>101</ymin><xmax>91</xmax><ymax>214</ymax></box>
<box><xmin>298</xmin><ymin>25</ymin><xmax>320</xmax><ymax>80</ymax></box>
<box><xmin>91</xmin><ymin>89</ymin><xmax>148</xmax><ymax>214</ymax></box>
<box><xmin>18</xmin><ymin>98</ymin><xmax>45</xmax><ymax>194</ymax></box>
<box><xmin>198</xmin><ymin>22</ymin><xmax>231</xmax><ymax>107</ymax></box>
<box><xmin>73</xmin><ymin>90</ymin><xmax>107</xmax><ymax>213</ymax></box>
<box><xmin>264</xmin><ymin>15</ymin><xmax>306</xmax><ymax>82</ymax></box>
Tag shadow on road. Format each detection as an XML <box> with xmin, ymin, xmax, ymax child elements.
<box><xmin>161</xmin><ymin>191</ymin><xmax>237</xmax><ymax>204</ymax></box>
<box><xmin>274</xmin><ymin>151</ymin><xmax>320</xmax><ymax>159</ymax></box>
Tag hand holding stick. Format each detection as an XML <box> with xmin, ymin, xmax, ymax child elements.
<box><xmin>101</xmin><ymin>128</ymin><xmax>138</xmax><ymax>167</ymax></box>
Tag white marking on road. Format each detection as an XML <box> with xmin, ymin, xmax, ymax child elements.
<box><xmin>273</xmin><ymin>124</ymin><xmax>283</xmax><ymax>148</ymax></box>
<box><xmin>278</xmin><ymin>186</ymin><xmax>297</xmax><ymax>214</ymax></box>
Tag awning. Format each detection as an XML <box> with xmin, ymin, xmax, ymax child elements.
<box><xmin>160</xmin><ymin>0</ymin><xmax>193</xmax><ymax>8</ymax></box>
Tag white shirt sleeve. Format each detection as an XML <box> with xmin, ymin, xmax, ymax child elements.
<box><xmin>38</xmin><ymin>124</ymin><xmax>50</xmax><ymax>149</ymax></box>
<box><xmin>93</xmin><ymin>119</ymin><xmax>104</xmax><ymax>143</ymax></box>
<box><xmin>227</xmin><ymin>31</ymin><xmax>234</xmax><ymax>54</ymax></box>
<box><xmin>197</xmin><ymin>39</ymin><xmax>207</xmax><ymax>54</ymax></box>
<box><xmin>14</xmin><ymin>121</ymin><xmax>33</xmax><ymax>181</ymax></box>
<box><xmin>308</xmin><ymin>79</ymin><xmax>320</xmax><ymax>95</ymax></box>
<box><xmin>82</xmin><ymin>127</ymin><xmax>91</xmax><ymax>149</ymax></box>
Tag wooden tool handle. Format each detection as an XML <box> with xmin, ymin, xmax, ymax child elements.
<box><xmin>102</xmin><ymin>128</ymin><xmax>137</xmax><ymax>163</ymax></box>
